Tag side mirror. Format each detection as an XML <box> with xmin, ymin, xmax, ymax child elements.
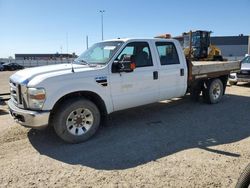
<box><xmin>112</xmin><ymin>55</ymin><xmax>136</xmax><ymax>73</ymax></box>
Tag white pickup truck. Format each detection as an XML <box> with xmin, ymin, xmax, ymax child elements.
<box><xmin>8</xmin><ymin>38</ymin><xmax>240</xmax><ymax>143</ymax></box>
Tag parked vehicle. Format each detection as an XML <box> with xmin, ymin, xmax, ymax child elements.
<box><xmin>0</xmin><ymin>64</ymin><xmax>4</xmax><ymax>71</ymax></box>
<box><xmin>229</xmin><ymin>55</ymin><xmax>250</xmax><ymax>85</ymax></box>
<box><xmin>8</xmin><ymin>38</ymin><xmax>240</xmax><ymax>143</ymax></box>
<box><xmin>3</xmin><ymin>63</ymin><xmax>24</xmax><ymax>71</ymax></box>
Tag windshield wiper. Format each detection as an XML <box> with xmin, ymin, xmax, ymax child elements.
<box><xmin>74</xmin><ymin>59</ymin><xmax>90</xmax><ymax>65</ymax></box>
<box><xmin>74</xmin><ymin>59</ymin><xmax>105</xmax><ymax>67</ymax></box>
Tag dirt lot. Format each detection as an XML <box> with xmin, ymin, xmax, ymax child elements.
<box><xmin>0</xmin><ymin>71</ymin><xmax>16</xmax><ymax>94</ymax></box>
<box><xmin>0</xmin><ymin>71</ymin><xmax>250</xmax><ymax>187</ymax></box>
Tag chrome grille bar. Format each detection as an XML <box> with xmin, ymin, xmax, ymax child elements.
<box><xmin>9</xmin><ymin>79</ymin><xmax>25</xmax><ymax>107</ymax></box>
<box><xmin>10</xmin><ymin>80</ymin><xmax>18</xmax><ymax>105</ymax></box>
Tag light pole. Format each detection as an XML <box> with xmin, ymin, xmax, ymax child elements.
<box><xmin>86</xmin><ymin>35</ymin><xmax>89</xmax><ymax>49</ymax></box>
<box><xmin>99</xmin><ymin>10</ymin><xmax>105</xmax><ymax>41</ymax></box>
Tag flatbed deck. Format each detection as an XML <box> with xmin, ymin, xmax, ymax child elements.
<box><xmin>189</xmin><ymin>61</ymin><xmax>241</xmax><ymax>80</ymax></box>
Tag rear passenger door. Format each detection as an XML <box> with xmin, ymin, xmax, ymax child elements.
<box><xmin>155</xmin><ymin>41</ymin><xmax>187</xmax><ymax>100</ymax></box>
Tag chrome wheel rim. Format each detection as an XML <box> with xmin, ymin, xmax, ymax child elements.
<box><xmin>211</xmin><ymin>83</ymin><xmax>221</xmax><ymax>100</ymax></box>
<box><xmin>66</xmin><ymin>108</ymin><xmax>94</xmax><ymax>136</ymax></box>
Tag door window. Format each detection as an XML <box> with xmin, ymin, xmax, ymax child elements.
<box><xmin>156</xmin><ymin>42</ymin><xmax>180</xmax><ymax>65</ymax></box>
<box><xmin>116</xmin><ymin>42</ymin><xmax>153</xmax><ymax>67</ymax></box>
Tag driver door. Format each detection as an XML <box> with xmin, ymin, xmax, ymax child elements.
<box><xmin>109</xmin><ymin>41</ymin><xmax>159</xmax><ymax>111</ymax></box>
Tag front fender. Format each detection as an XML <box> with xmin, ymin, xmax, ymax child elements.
<box><xmin>42</xmin><ymin>82</ymin><xmax>113</xmax><ymax>114</ymax></box>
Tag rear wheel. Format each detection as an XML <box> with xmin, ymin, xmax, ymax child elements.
<box><xmin>203</xmin><ymin>78</ymin><xmax>224</xmax><ymax>104</ymax></box>
<box><xmin>53</xmin><ymin>98</ymin><xmax>101</xmax><ymax>143</ymax></box>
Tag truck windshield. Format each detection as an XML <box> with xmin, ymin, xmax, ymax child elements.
<box><xmin>241</xmin><ymin>56</ymin><xmax>250</xmax><ymax>64</ymax></box>
<box><xmin>75</xmin><ymin>41</ymin><xmax>124</xmax><ymax>65</ymax></box>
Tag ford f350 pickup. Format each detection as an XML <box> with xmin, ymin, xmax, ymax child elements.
<box><xmin>8</xmin><ymin>38</ymin><xmax>240</xmax><ymax>143</ymax></box>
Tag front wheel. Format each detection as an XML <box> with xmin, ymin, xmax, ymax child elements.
<box><xmin>203</xmin><ymin>78</ymin><xmax>224</xmax><ymax>104</ymax></box>
<box><xmin>53</xmin><ymin>98</ymin><xmax>101</xmax><ymax>143</ymax></box>
<box><xmin>236</xmin><ymin>163</ymin><xmax>250</xmax><ymax>188</ymax></box>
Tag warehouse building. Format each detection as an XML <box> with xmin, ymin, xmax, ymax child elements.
<box><xmin>211</xmin><ymin>35</ymin><xmax>250</xmax><ymax>60</ymax></box>
<box><xmin>15</xmin><ymin>53</ymin><xmax>77</xmax><ymax>60</ymax></box>
<box><xmin>174</xmin><ymin>34</ymin><xmax>249</xmax><ymax>61</ymax></box>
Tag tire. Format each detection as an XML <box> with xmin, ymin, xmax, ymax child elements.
<box><xmin>53</xmin><ymin>98</ymin><xmax>101</xmax><ymax>143</ymax></box>
<box><xmin>203</xmin><ymin>78</ymin><xmax>224</xmax><ymax>104</ymax></box>
<box><xmin>235</xmin><ymin>163</ymin><xmax>250</xmax><ymax>188</ymax></box>
<box><xmin>229</xmin><ymin>81</ymin><xmax>237</xmax><ymax>85</ymax></box>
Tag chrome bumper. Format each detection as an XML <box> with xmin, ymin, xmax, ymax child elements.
<box><xmin>237</xmin><ymin>78</ymin><xmax>250</xmax><ymax>82</ymax></box>
<box><xmin>8</xmin><ymin>99</ymin><xmax>50</xmax><ymax>129</ymax></box>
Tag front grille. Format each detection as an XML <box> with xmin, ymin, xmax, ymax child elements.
<box><xmin>9</xmin><ymin>80</ymin><xmax>22</xmax><ymax>105</ymax></box>
<box><xmin>239</xmin><ymin>70</ymin><xmax>250</xmax><ymax>75</ymax></box>
<box><xmin>10</xmin><ymin>80</ymin><xmax>18</xmax><ymax>104</ymax></box>
<box><xmin>237</xmin><ymin>74</ymin><xmax>250</xmax><ymax>79</ymax></box>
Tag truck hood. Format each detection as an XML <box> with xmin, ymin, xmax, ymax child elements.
<box><xmin>10</xmin><ymin>63</ymin><xmax>99</xmax><ymax>84</ymax></box>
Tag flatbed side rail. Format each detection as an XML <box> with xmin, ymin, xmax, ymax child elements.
<box><xmin>188</xmin><ymin>60</ymin><xmax>241</xmax><ymax>83</ymax></box>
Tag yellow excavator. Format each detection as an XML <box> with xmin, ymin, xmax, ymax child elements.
<box><xmin>156</xmin><ymin>30</ymin><xmax>224</xmax><ymax>61</ymax></box>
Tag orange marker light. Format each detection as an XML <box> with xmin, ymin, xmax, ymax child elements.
<box><xmin>130</xmin><ymin>63</ymin><xmax>136</xmax><ymax>70</ymax></box>
<box><xmin>30</xmin><ymin>93</ymin><xmax>46</xmax><ymax>100</ymax></box>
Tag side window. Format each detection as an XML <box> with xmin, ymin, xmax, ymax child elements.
<box><xmin>116</xmin><ymin>42</ymin><xmax>153</xmax><ymax>68</ymax></box>
<box><xmin>117</xmin><ymin>46</ymin><xmax>134</xmax><ymax>60</ymax></box>
<box><xmin>156</xmin><ymin>42</ymin><xmax>180</xmax><ymax>65</ymax></box>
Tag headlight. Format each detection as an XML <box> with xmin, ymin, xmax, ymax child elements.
<box><xmin>27</xmin><ymin>88</ymin><xmax>46</xmax><ymax>110</ymax></box>
<box><xmin>229</xmin><ymin>73</ymin><xmax>236</xmax><ymax>79</ymax></box>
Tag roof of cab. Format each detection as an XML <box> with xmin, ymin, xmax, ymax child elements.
<box><xmin>104</xmin><ymin>38</ymin><xmax>178</xmax><ymax>43</ymax></box>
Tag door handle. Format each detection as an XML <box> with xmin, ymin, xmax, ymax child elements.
<box><xmin>153</xmin><ymin>71</ymin><xmax>158</xmax><ymax>80</ymax></box>
<box><xmin>180</xmin><ymin>68</ymin><xmax>184</xmax><ymax>76</ymax></box>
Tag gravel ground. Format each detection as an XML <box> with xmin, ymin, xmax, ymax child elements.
<box><xmin>0</xmin><ymin>71</ymin><xmax>16</xmax><ymax>94</ymax></box>
<box><xmin>0</xmin><ymin>74</ymin><xmax>250</xmax><ymax>187</ymax></box>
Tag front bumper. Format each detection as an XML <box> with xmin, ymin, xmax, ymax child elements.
<box><xmin>8</xmin><ymin>99</ymin><xmax>50</xmax><ymax>129</ymax></box>
<box><xmin>237</xmin><ymin>78</ymin><xmax>250</xmax><ymax>82</ymax></box>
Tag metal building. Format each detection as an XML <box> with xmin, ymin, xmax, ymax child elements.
<box><xmin>15</xmin><ymin>53</ymin><xmax>77</xmax><ymax>61</ymax></box>
<box><xmin>211</xmin><ymin>35</ymin><xmax>250</xmax><ymax>60</ymax></box>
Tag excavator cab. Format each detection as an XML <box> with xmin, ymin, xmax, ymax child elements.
<box><xmin>155</xmin><ymin>30</ymin><xmax>223</xmax><ymax>61</ymax></box>
<box><xmin>183</xmin><ymin>30</ymin><xmax>211</xmax><ymax>60</ymax></box>
<box><xmin>183</xmin><ymin>30</ymin><xmax>223</xmax><ymax>61</ymax></box>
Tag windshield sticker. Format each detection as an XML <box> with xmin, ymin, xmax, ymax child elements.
<box><xmin>104</xmin><ymin>46</ymin><xmax>116</xmax><ymax>50</ymax></box>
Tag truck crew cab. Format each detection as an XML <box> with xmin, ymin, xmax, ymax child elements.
<box><xmin>8</xmin><ymin>38</ymin><xmax>240</xmax><ymax>143</ymax></box>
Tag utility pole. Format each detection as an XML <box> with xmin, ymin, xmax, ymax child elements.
<box><xmin>248</xmin><ymin>35</ymin><xmax>250</xmax><ymax>55</ymax></box>
<box><xmin>66</xmin><ymin>32</ymin><xmax>69</xmax><ymax>55</ymax></box>
<box><xmin>66</xmin><ymin>32</ymin><xmax>69</xmax><ymax>62</ymax></box>
<box><xmin>86</xmin><ymin>35</ymin><xmax>89</xmax><ymax>49</ymax></box>
<box><xmin>60</xmin><ymin>45</ymin><xmax>63</xmax><ymax>63</ymax></box>
<box><xmin>99</xmin><ymin>10</ymin><xmax>105</xmax><ymax>41</ymax></box>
